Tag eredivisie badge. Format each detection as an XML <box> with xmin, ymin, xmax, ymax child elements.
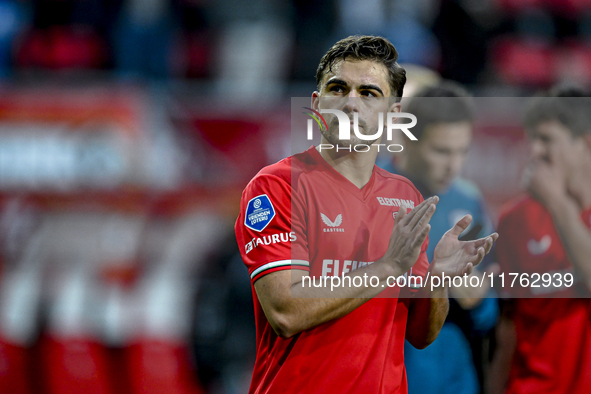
<box><xmin>245</xmin><ymin>194</ymin><xmax>276</xmax><ymax>232</ymax></box>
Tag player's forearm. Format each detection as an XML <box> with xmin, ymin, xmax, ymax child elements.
<box><xmin>405</xmin><ymin>284</ymin><xmax>449</xmax><ymax>349</ymax></box>
<box><xmin>257</xmin><ymin>262</ymin><xmax>405</xmax><ymax>338</ymax></box>
<box><xmin>546</xmin><ymin>195</ymin><xmax>591</xmax><ymax>289</ymax></box>
<box><xmin>257</xmin><ymin>197</ymin><xmax>438</xmax><ymax>339</ymax></box>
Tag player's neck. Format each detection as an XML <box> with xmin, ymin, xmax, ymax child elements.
<box><xmin>316</xmin><ymin>144</ymin><xmax>377</xmax><ymax>189</ymax></box>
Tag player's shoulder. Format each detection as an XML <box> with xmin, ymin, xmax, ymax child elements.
<box><xmin>374</xmin><ymin>166</ymin><xmax>422</xmax><ymax>195</ymax></box>
<box><xmin>498</xmin><ymin>194</ymin><xmax>542</xmax><ymax>224</ymax></box>
<box><xmin>242</xmin><ymin>149</ymin><xmax>314</xmax><ymax>194</ymax></box>
<box><xmin>374</xmin><ymin>166</ymin><xmax>423</xmax><ymax>207</ymax></box>
<box><xmin>253</xmin><ymin>156</ymin><xmax>292</xmax><ymax>184</ymax></box>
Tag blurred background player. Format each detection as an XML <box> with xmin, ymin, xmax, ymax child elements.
<box><xmin>380</xmin><ymin>81</ymin><xmax>498</xmax><ymax>394</ymax></box>
<box><xmin>397</xmin><ymin>64</ymin><xmax>441</xmax><ymax>98</ymax></box>
<box><xmin>490</xmin><ymin>86</ymin><xmax>591</xmax><ymax>394</ymax></box>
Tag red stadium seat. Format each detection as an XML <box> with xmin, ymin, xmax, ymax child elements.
<box><xmin>127</xmin><ymin>338</ymin><xmax>205</xmax><ymax>394</ymax></box>
<box><xmin>546</xmin><ymin>0</ymin><xmax>591</xmax><ymax>15</ymax></box>
<box><xmin>0</xmin><ymin>338</ymin><xmax>33</xmax><ymax>394</ymax></box>
<box><xmin>491</xmin><ymin>36</ymin><xmax>554</xmax><ymax>86</ymax></box>
<box><xmin>552</xmin><ymin>40</ymin><xmax>591</xmax><ymax>85</ymax></box>
<box><xmin>41</xmin><ymin>335</ymin><xmax>114</xmax><ymax>394</ymax></box>
<box><xmin>16</xmin><ymin>26</ymin><xmax>107</xmax><ymax>70</ymax></box>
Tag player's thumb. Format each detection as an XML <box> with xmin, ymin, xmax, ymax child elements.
<box><xmin>448</xmin><ymin>214</ymin><xmax>473</xmax><ymax>237</ymax></box>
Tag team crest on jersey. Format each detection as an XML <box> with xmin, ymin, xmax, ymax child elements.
<box><xmin>245</xmin><ymin>194</ymin><xmax>275</xmax><ymax>232</ymax></box>
<box><xmin>527</xmin><ymin>235</ymin><xmax>552</xmax><ymax>255</ymax></box>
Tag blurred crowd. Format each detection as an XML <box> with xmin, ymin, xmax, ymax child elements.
<box><xmin>1</xmin><ymin>0</ymin><xmax>591</xmax><ymax>394</ymax></box>
<box><xmin>1</xmin><ymin>0</ymin><xmax>591</xmax><ymax>90</ymax></box>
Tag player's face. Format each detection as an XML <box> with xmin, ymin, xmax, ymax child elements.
<box><xmin>527</xmin><ymin>120</ymin><xmax>585</xmax><ymax>182</ymax></box>
<box><xmin>312</xmin><ymin>59</ymin><xmax>399</xmax><ymax>147</ymax></box>
<box><xmin>406</xmin><ymin>122</ymin><xmax>472</xmax><ymax>193</ymax></box>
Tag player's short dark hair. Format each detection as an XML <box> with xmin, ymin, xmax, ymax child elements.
<box><xmin>316</xmin><ymin>35</ymin><xmax>406</xmax><ymax>102</ymax></box>
<box><xmin>405</xmin><ymin>81</ymin><xmax>474</xmax><ymax>140</ymax></box>
<box><xmin>524</xmin><ymin>85</ymin><xmax>591</xmax><ymax>138</ymax></box>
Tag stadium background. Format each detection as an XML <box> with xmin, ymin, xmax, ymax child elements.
<box><xmin>0</xmin><ymin>0</ymin><xmax>589</xmax><ymax>393</ymax></box>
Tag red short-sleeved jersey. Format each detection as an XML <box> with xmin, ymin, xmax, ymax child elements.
<box><xmin>235</xmin><ymin>147</ymin><xmax>430</xmax><ymax>394</ymax></box>
<box><xmin>496</xmin><ymin>196</ymin><xmax>591</xmax><ymax>394</ymax></box>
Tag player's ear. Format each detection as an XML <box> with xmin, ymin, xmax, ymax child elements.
<box><xmin>388</xmin><ymin>100</ymin><xmax>401</xmax><ymax>113</ymax></box>
<box><xmin>385</xmin><ymin>100</ymin><xmax>402</xmax><ymax>131</ymax></box>
<box><xmin>311</xmin><ymin>92</ymin><xmax>320</xmax><ymax>111</ymax></box>
<box><xmin>388</xmin><ymin>96</ymin><xmax>402</xmax><ymax>112</ymax></box>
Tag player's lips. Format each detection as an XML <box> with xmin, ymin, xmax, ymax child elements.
<box><xmin>328</xmin><ymin>119</ymin><xmax>366</xmax><ymax>127</ymax></box>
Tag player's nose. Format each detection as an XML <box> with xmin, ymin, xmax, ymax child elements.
<box><xmin>342</xmin><ymin>91</ymin><xmax>360</xmax><ymax>113</ymax></box>
<box><xmin>528</xmin><ymin>139</ymin><xmax>546</xmax><ymax>160</ymax></box>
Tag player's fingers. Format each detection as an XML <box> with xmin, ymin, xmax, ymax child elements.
<box><xmin>408</xmin><ymin>196</ymin><xmax>438</xmax><ymax>229</ymax></box>
<box><xmin>400</xmin><ymin>196</ymin><xmax>435</xmax><ymax>225</ymax></box>
<box><xmin>462</xmin><ymin>262</ymin><xmax>474</xmax><ymax>276</ymax></box>
<box><xmin>469</xmin><ymin>246</ymin><xmax>485</xmax><ymax>266</ymax></box>
<box><xmin>471</xmin><ymin>236</ymin><xmax>490</xmax><ymax>251</ymax></box>
<box><xmin>447</xmin><ymin>214</ymin><xmax>473</xmax><ymax>237</ymax></box>
<box><xmin>393</xmin><ymin>203</ymin><xmax>408</xmax><ymax>227</ymax></box>
<box><xmin>413</xmin><ymin>202</ymin><xmax>436</xmax><ymax>232</ymax></box>
<box><xmin>472</xmin><ymin>235</ymin><xmax>490</xmax><ymax>248</ymax></box>
<box><xmin>398</xmin><ymin>199</ymin><xmax>425</xmax><ymax>225</ymax></box>
<box><xmin>471</xmin><ymin>233</ymin><xmax>498</xmax><ymax>254</ymax></box>
<box><xmin>412</xmin><ymin>223</ymin><xmax>430</xmax><ymax>248</ymax></box>
<box><xmin>483</xmin><ymin>234</ymin><xmax>498</xmax><ymax>254</ymax></box>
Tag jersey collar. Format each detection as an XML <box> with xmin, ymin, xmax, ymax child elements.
<box><xmin>307</xmin><ymin>146</ymin><xmax>377</xmax><ymax>202</ymax></box>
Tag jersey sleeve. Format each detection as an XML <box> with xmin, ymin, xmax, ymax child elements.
<box><xmin>235</xmin><ymin>174</ymin><xmax>309</xmax><ymax>284</ymax></box>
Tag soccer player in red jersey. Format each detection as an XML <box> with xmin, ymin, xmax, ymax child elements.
<box><xmin>235</xmin><ymin>35</ymin><xmax>497</xmax><ymax>394</ymax></box>
<box><xmin>490</xmin><ymin>88</ymin><xmax>591</xmax><ymax>394</ymax></box>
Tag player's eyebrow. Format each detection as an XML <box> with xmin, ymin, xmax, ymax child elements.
<box><xmin>324</xmin><ymin>78</ymin><xmax>385</xmax><ymax>96</ymax></box>
<box><xmin>359</xmin><ymin>84</ymin><xmax>384</xmax><ymax>96</ymax></box>
<box><xmin>325</xmin><ymin>78</ymin><xmax>348</xmax><ymax>88</ymax></box>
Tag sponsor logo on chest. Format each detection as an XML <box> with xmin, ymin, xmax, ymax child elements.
<box><xmin>377</xmin><ymin>197</ymin><xmax>415</xmax><ymax>209</ymax></box>
<box><xmin>322</xmin><ymin>259</ymin><xmax>374</xmax><ymax>276</ymax></box>
<box><xmin>321</xmin><ymin>213</ymin><xmax>345</xmax><ymax>232</ymax></box>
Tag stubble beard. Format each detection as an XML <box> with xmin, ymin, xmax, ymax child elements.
<box><xmin>320</xmin><ymin>121</ymin><xmax>381</xmax><ymax>149</ymax></box>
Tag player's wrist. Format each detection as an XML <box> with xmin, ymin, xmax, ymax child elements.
<box><xmin>427</xmin><ymin>264</ymin><xmax>450</xmax><ymax>297</ymax></box>
<box><xmin>426</xmin><ymin>260</ymin><xmax>448</xmax><ymax>283</ymax></box>
<box><xmin>375</xmin><ymin>257</ymin><xmax>407</xmax><ymax>279</ymax></box>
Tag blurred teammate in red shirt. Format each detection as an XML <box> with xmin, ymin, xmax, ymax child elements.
<box><xmin>491</xmin><ymin>87</ymin><xmax>591</xmax><ymax>393</ymax></box>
